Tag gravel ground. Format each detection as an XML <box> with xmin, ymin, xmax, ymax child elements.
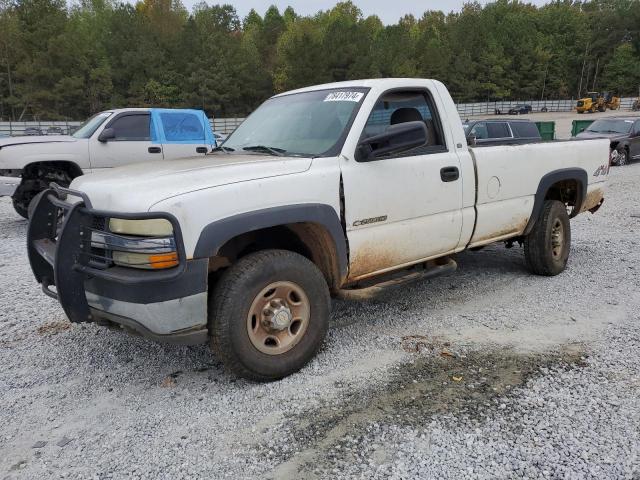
<box><xmin>1</xmin><ymin>164</ymin><xmax>640</xmax><ymax>479</ymax></box>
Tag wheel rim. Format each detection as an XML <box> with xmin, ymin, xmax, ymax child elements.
<box><xmin>618</xmin><ymin>151</ymin><xmax>627</xmax><ymax>165</ymax></box>
<box><xmin>247</xmin><ymin>281</ymin><xmax>310</xmax><ymax>355</ymax></box>
<box><xmin>551</xmin><ymin>219</ymin><xmax>564</xmax><ymax>259</ymax></box>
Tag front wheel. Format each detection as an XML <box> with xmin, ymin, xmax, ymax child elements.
<box><xmin>11</xmin><ymin>168</ymin><xmax>73</xmax><ymax>219</ymax></box>
<box><xmin>614</xmin><ymin>148</ymin><xmax>628</xmax><ymax>166</ymax></box>
<box><xmin>524</xmin><ymin>200</ymin><xmax>571</xmax><ymax>276</ymax></box>
<box><xmin>209</xmin><ymin>249</ymin><xmax>330</xmax><ymax>381</ymax></box>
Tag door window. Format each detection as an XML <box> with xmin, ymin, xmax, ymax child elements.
<box><xmin>486</xmin><ymin>122</ymin><xmax>511</xmax><ymax>139</ymax></box>
<box><xmin>510</xmin><ymin>122</ymin><xmax>539</xmax><ymax>138</ymax></box>
<box><xmin>159</xmin><ymin>112</ymin><xmax>205</xmax><ymax>141</ymax></box>
<box><xmin>361</xmin><ymin>90</ymin><xmax>445</xmax><ymax>157</ymax></box>
<box><xmin>470</xmin><ymin>123</ymin><xmax>488</xmax><ymax>139</ymax></box>
<box><xmin>107</xmin><ymin>114</ymin><xmax>150</xmax><ymax>141</ymax></box>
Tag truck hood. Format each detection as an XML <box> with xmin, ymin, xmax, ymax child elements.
<box><xmin>71</xmin><ymin>153</ymin><xmax>313</xmax><ymax>212</ymax></box>
<box><xmin>0</xmin><ymin>135</ymin><xmax>77</xmax><ymax>149</ymax></box>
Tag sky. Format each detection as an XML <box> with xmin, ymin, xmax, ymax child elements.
<box><xmin>179</xmin><ymin>0</ymin><xmax>552</xmax><ymax>24</ymax></box>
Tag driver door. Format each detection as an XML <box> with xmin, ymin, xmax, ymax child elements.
<box><xmin>339</xmin><ymin>89</ymin><xmax>464</xmax><ymax>281</ymax></box>
<box><xmin>89</xmin><ymin>112</ymin><xmax>162</xmax><ymax>169</ymax></box>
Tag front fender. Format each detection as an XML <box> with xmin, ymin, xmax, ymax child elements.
<box><xmin>0</xmin><ymin>141</ymin><xmax>88</xmax><ymax>171</ymax></box>
<box><xmin>193</xmin><ymin>204</ymin><xmax>348</xmax><ymax>280</ymax></box>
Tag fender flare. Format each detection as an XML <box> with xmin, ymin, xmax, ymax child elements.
<box><xmin>523</xmin><ymin>168</ymin><xmax>588</xmax><ymax>235</ymax></box>
<box><xmin>193</xmin><ymin>203</ymin><xmax>348</xmax><ymax>279</ymax></box>
<box><xmin>612</xmin><ymin>141</ymin><xmax>629</xmax><ymax>152</ymax></box>
<box><xmin>22</xmin><ymin>160</ymin><xmax>84</xmax><ymax>179</ymax></box>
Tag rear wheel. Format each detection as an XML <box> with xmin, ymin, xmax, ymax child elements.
<box><xmin>209</xmin><ymin>249</ymin><xmax>330</xmax><ymax>381</ymax></box>
<box><xmin>11</xmin><ymin>168</ymin><xmax>73</xmax><ymax>219</ymax></box>
<box><xmin>524</xmin><ymin>200</ymin><xmax>571</xmax><ymax>276</ymax></box>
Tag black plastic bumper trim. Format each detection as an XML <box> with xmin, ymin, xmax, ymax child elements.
<box><xmin>84</xmin><ymin>258</ymin><xmax>208</xmax><ymax>304</ymax></box>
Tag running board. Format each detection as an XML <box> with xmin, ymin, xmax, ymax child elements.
<box><xmin>337</xmin><ymin>257</ymin><xmax>457</xmax><ymax>301</ymax></box>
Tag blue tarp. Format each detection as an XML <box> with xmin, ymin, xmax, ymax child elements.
<box><xmin>150</xmin><ymin>109</ymin><xmax>215</xmax><ymax>145</ymax></box>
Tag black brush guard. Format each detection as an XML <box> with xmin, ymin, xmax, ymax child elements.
<box><xmin>27</xmin><ymin>184</ymin><xmax>187</xmax><ymax>324</ymax></box>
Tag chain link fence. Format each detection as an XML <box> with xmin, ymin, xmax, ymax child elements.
<box><xmin>0</xmin><ymin>118</ymin><xmax>246</xmax><ymax>137</ymax></box>
<box><xmin>456</xmin><ymin>97</ymin><xmax>637</xmax><ymax>118</ymax></box>
<box><xmin>1</xmin><ymin>97</ymin><xmax>638</xmax><ymax>136</ymax></box>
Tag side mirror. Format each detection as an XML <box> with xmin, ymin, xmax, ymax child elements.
<box><xmin>98</xmin><ymin>128</ymin><xmax>115</xmax><ymax>142</ymax></box>
<box><xmin>466</xmin><ymin>133</ymin><xmax>477</xmax><ymax>146</ymax></box>
<box><xmin>356</xmin><ymin>121</ymin><xmax>428</xmax><ymax>162</ymax></box>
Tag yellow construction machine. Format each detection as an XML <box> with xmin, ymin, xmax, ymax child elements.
<box><xmin>603</xmin><ymin>92</ymin><xmax>620</xmax><ymax>110</ymax></box>
<box><xmin>576</xmin><ymin>91</ymin><xmax>620</xmax><ymax>113</ymax></box>
<box><xmin>576</xmin><ymin>92</ymin><xmax>604</xmax><ymax>113</ymax></box>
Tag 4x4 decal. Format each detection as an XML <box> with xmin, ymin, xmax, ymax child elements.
<box><xmin>593</xmin><ymin>164</ymin><xmax>610</xmax><ymax>177</ymax></box>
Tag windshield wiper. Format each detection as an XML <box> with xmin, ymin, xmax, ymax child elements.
<box><xmin>242</xmin><ymin>145</ymin><xmax>286</xmax><ymax>156</ymax></box>
<box><xmin>212</xmin><ymin>145</ymin><xmax>235</xmax><ymax>153</ymax></box>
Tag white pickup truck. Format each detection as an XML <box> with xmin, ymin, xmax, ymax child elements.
<box><xmin>0</xmin><ymin>108</ymin><xmax>216</xmax><ymax>217</ymax></box>
<box><xmin>27</xmin><ymin>79</ymin><xmax>609</xmax><ymax>381</ymax></box>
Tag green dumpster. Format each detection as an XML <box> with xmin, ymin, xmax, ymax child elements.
<box><xmin>571</xmin><ymin>119</ymin><xmax>594</xmax><ymax>137</ymax></box>
<box><xmin>535</xmin><ymin>121</ymin><xmax>555</xmax><ymax>141</ymax></box>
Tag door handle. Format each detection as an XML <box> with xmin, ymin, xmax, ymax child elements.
<box><xmin>440</xmin><ymin>166</ymin><xmax>459</xmax><ymax>182</ymax></box>
<box><xmin>148</xmin><ymin>146</ymin><xmax>162</xmax><ymax>154</ymax></box>
<box><xmin>196</xmin><ymin>147</ymin><xmax>208</xmax><ymax>154</ymax></box>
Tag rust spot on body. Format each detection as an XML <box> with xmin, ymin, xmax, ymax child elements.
<box><xmin>348</xmin><ymin>244</ymin><xmax>400</xmax><ymax>281</ymax></box>
<box><xmin>471</xmin><ymin>216</ymin><xmax>529</xmax><ymax>245</ymax></box>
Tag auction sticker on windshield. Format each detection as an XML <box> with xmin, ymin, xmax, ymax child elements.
<box><xmin>324</xmin><ymin>91</ymin><xmax>364</xmax><ymax>102</ymax></box>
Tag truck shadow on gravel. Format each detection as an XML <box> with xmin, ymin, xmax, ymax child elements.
<box><xmin>264</xmin><ymin>342</ymin><xmax>586</xmax><ymax>478</ymax></box>
<box><xmin>329</xmin><ymin>247</ymin><xmax>527</xmax><ymax>329</ymax></box>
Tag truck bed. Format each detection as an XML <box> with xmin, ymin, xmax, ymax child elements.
<box><xmin>466</xmin><ymin>138</ymin><xmax>609</xmax><ymax>248</ymax></box>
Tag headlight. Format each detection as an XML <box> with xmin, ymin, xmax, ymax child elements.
<box><xmin>92</xmin><ymin>218</ymin><xmax>179</xmax><ymax>270</ymax></box>
<box><xmin>109</xmin><ymin>218</ymin><xmax>173</xmax><ymax>236</ymax></box>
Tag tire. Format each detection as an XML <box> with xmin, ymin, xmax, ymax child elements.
<box><xmin>209</xmin><ymin>249</ymin><xmax>330</xmax><ymax>381</ymax></box>
<box><xmin>11</xmin><ymin>168</ymin><xmax>73</xmax><ymax>219</ymax></box>
<box><xmin>614</xmin><ymin>148</ymin><xmax>628</xmax><ymax>166</ymax></box>
<box><xmin>524</xmin><ymin>200</ymin><xmax>571</xmax><ymax>276</ymax></box>
<box><xmin>11</xmin><ymin>192</ymin><xmax>30</xmax><ymax>219</ymax></box>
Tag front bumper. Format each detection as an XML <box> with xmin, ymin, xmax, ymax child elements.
<box><xmin>27</xmin><ymin>185</ymin><xmax>209</xmax><ymax>345</ymax></box>
<box><xmin>0</xmin><ymin>175</ymin><xmax>20</xmax><ymax>196</ymax></box>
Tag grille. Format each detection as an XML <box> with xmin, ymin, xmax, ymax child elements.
<box><xmin>92</xmin><ymin>216</ymin><xmax>107</xmax><ymax>231</ymax></box>
<box><xmin>83</xmin><ymin>216</ymin><xmax>112</xmax><ymax>269</ymax></box>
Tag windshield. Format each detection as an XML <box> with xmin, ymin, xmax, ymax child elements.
<box><xmin>586</xmin><ymin>119</ymin><xmax>633</xmax><ymax>134</ymax></box>
<box><xmin>72</xmin><ymin>112</ymin><xmax>113</xmax><ymax>139</ymax></box>
<box><xmin>222</xmin><ymin>88</ymin><xmax>368</xmax><ymax>157</ymax></box>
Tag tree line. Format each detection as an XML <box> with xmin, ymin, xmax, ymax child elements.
<box><xmin>0</xmin><ymin>0</ymin><xmax>639</xmax><ymax>120</ymax></box>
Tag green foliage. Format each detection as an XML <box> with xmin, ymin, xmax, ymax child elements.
<box><xmin>601</xmin><ymin>43</ymin><xmax>640</xmax><ymax>94</ymax></box>
<box><xmin>1</xmin><ymin>0</ymin><xmax>639</xmax><ymax>120</ymax></box>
